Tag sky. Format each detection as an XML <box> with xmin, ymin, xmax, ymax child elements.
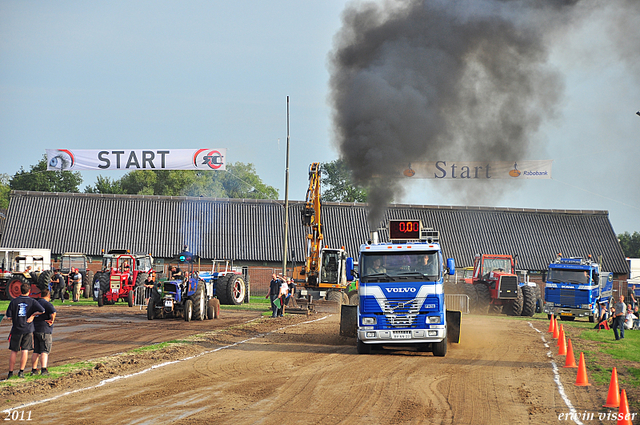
<box><xmin>0</xmin><ymin>0</ymin><xmax>639</xmax><ymax>234</ymax></box>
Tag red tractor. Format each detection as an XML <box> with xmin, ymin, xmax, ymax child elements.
<box><xmin>94</xmin><ymin>250</ymin><xmax>154</xmax><ymax>307</ymax></box>
<box><xmin>463</xmin><ymin>254</ymin><xmax>534</xmax><ymax>316</ymax></box>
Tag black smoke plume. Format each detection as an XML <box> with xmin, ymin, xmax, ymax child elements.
<box><xmin>328</xmin><ymin>0</ymin><xmax>635</xmax><ymax>225</ymax></box>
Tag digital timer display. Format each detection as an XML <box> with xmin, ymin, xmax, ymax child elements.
<box><xmin>388</xmin><ymin>220</ymin><xmax>421</xmax><ymax>240</ymax></box>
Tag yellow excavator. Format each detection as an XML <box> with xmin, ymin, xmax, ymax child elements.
<box><xmin>291</xmin><ymin>163</ymin><xmax>358</xmax><ymax>310</ymax></box>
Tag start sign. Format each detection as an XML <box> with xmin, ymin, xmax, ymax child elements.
<box><xmin>46</xmin><ymin>148</ymin><xmax>227</xmax><ymax>171</ymax></box>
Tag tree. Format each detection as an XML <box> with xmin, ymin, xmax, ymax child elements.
<box><xmin>320</xmin><ymin>158</ymin><xmax>367</xmax><ymax>202</ymax></box>
<box><xmin>618</xmin><ymin>232</ymin><xmax>640</xmax><ymax>258</ymax></box>
<box><xmin>0</xmin><ymin>173</ymin><xmax>10</xmax><ymax>209</ymax></box>
<box><xmin>84</xmin><ymin>176</ymin><xmax>123</xmax><ymax>194</ymax></box>
<box><xmin>84</xmin><ymin>162</ymin><xmax>278</xmax><ymax>199</ymax></box>
<box><xmin>10</xmin><ymin>155</ymin><xmax>83</xmax><ymax>193</ymax></box>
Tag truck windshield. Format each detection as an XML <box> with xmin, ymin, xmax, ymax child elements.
<box><xmin>548</xmin><ymin>268</ymin><xmax>590</xmax><ymax>284</ymax></box>
<box><xmin>361</xmin><ymin>252</ymin><xmax>439</xmax><ymax>282</ymax></box>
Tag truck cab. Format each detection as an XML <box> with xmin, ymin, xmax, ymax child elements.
<box><xmin>351</xmin><ymin>220</ymin><xmax>459</xmax><ymax>356</ymax></box>
<box><xmin>544</xmin><ymin>256</ymin><xmax>613</xmax><ymax>321</ymax></box>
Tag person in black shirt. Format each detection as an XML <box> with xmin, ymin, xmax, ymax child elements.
<box><xmin>5</xmin><ymin>281</ymin><xmax>45</xmax><ymax>379</ymax></box>
<box><xmin>31</xmin><ymin>288</ymin><xmax>56</xmax><ymax>376</ymax></box>
<box><xmin>265</xmin><ymin>274</ymin><xmax>284</xmax><ymax>318</ymax></box>
<box><xmin>50</xmin><ymin>270</ymin><xmax>66</xmax><ymax>303</ymax></box>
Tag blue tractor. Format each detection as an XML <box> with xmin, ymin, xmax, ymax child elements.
<box><xmin>147</xmin><ymin>248</ymin><xmax>247</xmax><ymax>321</ymax></box>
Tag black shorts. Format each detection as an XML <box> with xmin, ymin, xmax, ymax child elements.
<box><xmin>33</xmin><ymin>333</ymin><xmax>53</xmax><ymax>354</ymax></box>
<box><xmin>9</xmin><ymin>333</ymin><xmax>33</xmax><ymax>352</ymax></box>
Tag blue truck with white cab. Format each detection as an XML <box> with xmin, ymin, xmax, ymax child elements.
<box><xmin>344</xmin><ymin>220</ymin><xmax>461</xmax><ymax>356</ymax></box>
<box><xmin>543</xmin><ymin>255</ymin><xmax>613</xmax><ymax>322</ymax></box>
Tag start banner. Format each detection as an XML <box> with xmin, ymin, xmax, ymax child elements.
<box><xmin>46</xmin><ymin>149</ymin><xmax>227</xmax><ymax>171</ymax></box>
<box><xmin>401</xmin><ymin>160</ymin><xmax>552</xmax><ymax>179</ymax></box>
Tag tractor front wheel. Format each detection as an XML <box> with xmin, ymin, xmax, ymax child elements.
<box><xmin>184</xmin><ymin>299</ymin><xmax>193</xmax><ymax>322</ymax></box>
<box><xmin>192</xmin><ymin>282</ymin><xmax>206</xmax><ymax>321</ymax></box>
<box><xmin>147</xmin><ymin>298</ymin><xmax>156</xmax><ymax>320</ymax></box>
<box><xmin>127</xmin><ymin>290</ymin><xmax>134</xmax><ymax>307</ymax></box>
<box><xmin>6</xmin><ymin>275</ymin><xmax>28</xmax><ymax>300</ymax></box>
<box><xmin>97</xmin><ymin>290</ymin><xmax>104</xmax><ymax>307</ymax></box>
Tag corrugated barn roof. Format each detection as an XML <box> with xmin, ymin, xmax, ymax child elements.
<box><xmin>0</xmin><ymin>191</ymin><xmax>629</xmax><ymax>274</ymax></box>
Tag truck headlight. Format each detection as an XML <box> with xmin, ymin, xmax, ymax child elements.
<box><xmin>427</xmin><ymin>316</ymin><xmax>440</xmax><ymax>324</ymax></box>
<box><xmin>362</xmin><ymin>317</ymin><xmax>376</xmax><ymax>325</ymax></box>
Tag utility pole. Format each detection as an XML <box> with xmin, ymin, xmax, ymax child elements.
<box><xmin>282</xmin><ymin>96</ymin><xmax>291</xmax><ymax>276</ymax></box>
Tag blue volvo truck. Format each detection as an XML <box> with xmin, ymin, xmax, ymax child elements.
<box><xmin>543</xmin><ymin>255</ymin><xmax>613</xmax><ymax>322</ymax></box>
<box><xmin>345</xmin><ymin>220</ymin><xmax>461</xmax><ymax>356</ymax></box>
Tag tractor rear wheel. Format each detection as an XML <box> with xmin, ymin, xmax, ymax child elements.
<box><xmin>192</xmin><ymin>282</ymin><xmax>206</xmax><ymax>321</ymax></box>
<box><xmin>6</xmin><ymin>275</ymin><xmax>28</xmax><ymax>300</ymax></box>
<box><xmin>475</xmin><ymin>284</ymin><xmax>491</xmax><ymax>314</ymax></box>
<box><xmin>38</xmin><ymin>270</ymin><xmax>54</xmax><ymax>291</ymax></box>
<box><xmin>147</xmin><ymin>298</ymin><xmax>156</xmax><ymax>320</ymax></box>
<box><xmin>83</xmin><ymin>271</ymin><xmax>94</xmax><ymax>298</ymax></box>
<box><xmin>432</xmin><ymin>339</ymin><xmax>448</xmax><ymax>357</ymax></box>
<box><xmin>184</xmin><ymin>299</ymin><xmax>193</xmax><ymax>322</ymax></box>
<box><xmin>218</xmin><ymin>274</ymin><xmax>246</xmax><ymax>305</ymax></box>
<box><xmin>520</xmin><ymin>286</ymin><xmax>536</xmax><ymax>317</ymax></box>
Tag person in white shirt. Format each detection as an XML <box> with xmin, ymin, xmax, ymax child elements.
<box><xmin>624</xmin><ymin>304</ymin><xmax>637</xmax><ymax>330</ymax></box>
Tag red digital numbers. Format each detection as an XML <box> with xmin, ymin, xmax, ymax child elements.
<box><xmin>389</xmin><ymin>220</ymin><xmax>421</xmax><ymax>240</ymax></box>
<box><xmin>398</xmin><ymin>221</ymin><xmax>418</xmax><ymax>233</ymax></box>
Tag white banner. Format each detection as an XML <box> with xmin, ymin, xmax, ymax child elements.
<box><xmin>46</xmin><ymin>149</ymin><xmax>227</xmax><ymax>171</ymax></box>
<box><xmin>401</xmin><ymin>160</ymin><xmax>552</xmax><ymax>179</ymax></box>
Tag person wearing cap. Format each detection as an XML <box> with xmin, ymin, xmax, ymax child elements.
<box><xmin>70</xmin><ymin>268</ymin><xmax>82</xmax><ymax>302</ymax></box>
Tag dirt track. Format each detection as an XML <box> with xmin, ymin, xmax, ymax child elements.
<box><xmin>0</xmin><ymin>308</ymin><xmax>615</xmax><ymax>425</ymax></box>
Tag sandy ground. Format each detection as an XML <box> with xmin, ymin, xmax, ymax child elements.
<box><xmin>0</xmin><ymin>308</ymin><xmax>622</xmax><ymax>425</ymax></box>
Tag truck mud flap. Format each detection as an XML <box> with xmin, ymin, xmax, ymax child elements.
<box><xmin>340</xmin><ymin>305</ymin><xmax>358</xmax><ymax>337</ymax></box>
<box><xmin>446</xmin><ymin>310</ymin><xmax>461</xmax><ymax>344</ymax></box>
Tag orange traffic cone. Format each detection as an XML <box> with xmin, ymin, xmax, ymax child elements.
<box><xmin>553</xmin><ymin>317</ymin><xmax>560</xmax><ymax>339</ymax></box>
<box><xmin>617</xmin><ymin>389</ymin><xmax>632</xmax><ymax>425</ymax></box>
<box><xmin>603</xmin><ymin>367</ymin><xmax>620</xmax><ymax>408</ymax></box>
<box><xmin>548</xmin><ymin>315</ymin><xmax>555</xmax><ymax>333</ymax></box>
<box><xmin>575</xmin><ymin>352</ymin><xmax>591</xmax><ymax>386</ymax></box>
<box><xmin>558</xmin><ymin>325</ymin><xmax>567</xmax><ymax>355</ymax></box>
<box><xmin>563</xmin><ymin>339</ymin><xmax>577</xmax><ymax>368</ymax></box>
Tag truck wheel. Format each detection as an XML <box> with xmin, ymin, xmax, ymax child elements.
<box><xmin>218</xmin><ymin>274</ymin><xmax>246</xmax><ymax>305</ymax></box>
<box><xmin>97</xmin><ymin>290</ymin><xmax>104</xmax><ymax>307</ymax></box>
<box><xmin>127</xmin><ymin>290</ymin><xmax>134</xmax><ymax>307</ymax></box>
<box><xmin>192</xmin><ymin>283</ymin><xmax>206</xmax><ymax>321</ymax></box>
<box><xmin>327</xmin><ymin>290</ymin><xmax>343</xmax><ymax>306</ymax></box>
<box><xmin>348</xmin><ymin>292</ymin><xmax>360</xmax><ymax>306</ymax></box>
<box><xmin>520</xmin><ymin>286</ymin><xmax>536</xmax><ymax>317</ymax></box>
<box><xmin>432</xmin><ymin>339</ymin><xmax>448</xmax><ymax>357</ymax></box>
<box><xmin>184</xmin><ymin>299</ymin><xmax>193</xmax><ymax>322</ymax></box>
<box><xmin>5</xmin><ymin>275</ymin><xmax>28</xmax><ymax>300</ymax></box>
<box><xmin>357</xmin><ymin>338</ymin><xmax>371</xmax><ymax>355</ymax></box>
<box><xmin>83</xmin><ymin>271</ymin><xmax>94</xmax><ymax>298</ymax></box>
<box><xmin>38</xmin><ymin>270</ymin><xmax>53</xmax><ymax>291</ymax></box>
